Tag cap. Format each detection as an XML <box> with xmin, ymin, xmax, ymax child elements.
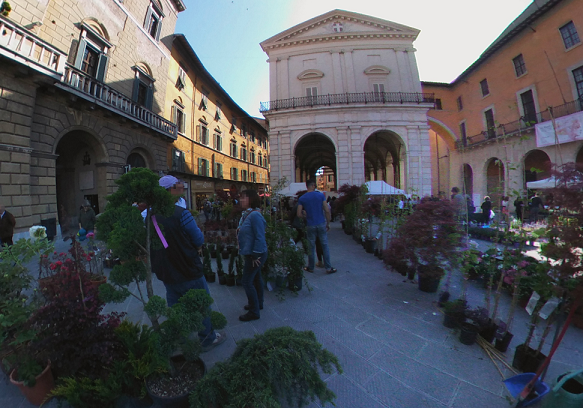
<box><xmin>159</xmin><ymin>175</ymin><xmax>180</xmax><ymax>189</ymax></box>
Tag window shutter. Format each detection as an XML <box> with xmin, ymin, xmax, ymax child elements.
<box><xmin>145</xmin><ymin>87</ymin><xmax>153</xmax><ymax>110</ymax></box>
<box><xmin>74</xmin><ymin>38</ymin><xmax>87</xmax><ymax>69</ymax></box>
<box><xmin>196</xmin><ymin>124</ymin><xmax>201</xmax><ymax>142</ymax></box>
<box><xmin>180</xmin><ymin>110</ymin><xmax>186</xmax><ymax>133</ymax></box>
<box><xmin>131</xmin><ymin>78</ymin><xmax>140</xmax><ymax>102</ymax></box>
<box><xmin>171</xmin><ymin>106</ymin><xmax>177</xmax><ymax>124</ymax></box>
<box><xmin>95</xmin><ymin>53</ymin><xmax>109</xmax><ymax>82</ymax></box>
<box><xmin>144</xmin><ymin>6</ymin><xmax>153</xmax><ymax>29</ymax></box>
<box><xmin>155</xmin><ymin>18</ymin><xmax>163</xmax><ymax>41</ymax></box>
<box><xmin>198</xmin><ymin>158</ymin><xmax>202</xmax><ymax>175</ymax></box>
<box><xmin>306</xmin><ymin>87</ymin><xmax>312</xmax><ymax>97</ymax></box>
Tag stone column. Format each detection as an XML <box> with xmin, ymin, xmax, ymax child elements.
<box><xmin>349</xmin><ymin>126</ymin><xmax>364</xmax><ymax>185</ymax></box>
<box><xmin>336</xmin><ymin>126</ymin><xmax>350</xmax><ymax>186</ymax></box>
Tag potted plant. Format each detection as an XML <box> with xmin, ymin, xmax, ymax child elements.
<box><xmin>442</xmin><ymin>299</ymin><xmax>467</xmax><ymax>329</ymax></box>
<box><xmin>460</xmin><ymin>307</ymin><xmax>490</xmax><ymax>346</ymax></box>
<box><xmin>95</xmin><ymin>168</ymin><xmax>228</xmax><ymax>403</ymax></box>
<box><xmin>235</xmin><ymin>254</ymin><xmax>244</xmax><ymax>286</ymax></box>
<box><xmin>224</xmin><ymin>250</ymin><xmax>235</xmax><ymax>286</ymax></box>
<box><xmin>189</xmin><ymin>327</ymin><xmax>342</xmax><ymax>408</ymax></box>
<box><xmin>203</xmin><ymin>246</ymin><xmax>215</xmax><ymax>283</ymax></box>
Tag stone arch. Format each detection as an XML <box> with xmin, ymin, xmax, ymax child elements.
<box><xmin>462</xmin><ymin>163</ymin><xmax>473</xmax><ymax>197</ymax></box>
<box><xmin>53</xmin><ymin>125</ymin><xmax>109</xmax><ymax>163</ymax></box>
<box><xmin>135</xmin><ymin>62</ymin><xmax>153</xmax><ymax>78</ymax></box>
<box><xmin>363</xmin><ymin>130</ymin><xmax>405</xmax><ymax>188</ymax></box>
<box><xmin>484</xmin><ymin>157</ymin><xmax>505</xmax><ymax>204</ymax></box>
<box><xmin>428</xmin><ymin>119</ymin><xmax>458</xmax><ymax>195</ymax></box>
<box><xmin>126</xmin><ymin>145</ymin><xmax>155</xmax><ymax>169</ymax></box>
<box><xmin>523</xmin><ymin>149</ymin><xmax>552</xmax><ymax>189</ymax></box>
<box><xmin>293</xmin><ymin>132</ymin><xmax>337</xmax><ymax>183</ymax></box>
<box><xmin>81</xmin><ymin>18</ymin><xmax>111</xmax><ymax>41</ymax></box>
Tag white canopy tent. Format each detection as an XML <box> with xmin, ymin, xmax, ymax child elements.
<box><xmin>526</xmin><ymin>177</ymin><xmax>557</xmax><ymax>189</ymax></box>
<box><xmin>278</xmin><ymin>183</ymin><xmax>308</xmax><ymax>197</ymax></box>
<box><xmin>365</xmin><ymin>180</ymin><xmax>406</xmax><ymax>195</ymax></box>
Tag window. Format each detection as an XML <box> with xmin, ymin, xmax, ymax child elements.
<box><xmin>573</xmin><ymin>66</ymin><xmax>583</xmax><ymax>104</ymax></box>
<box><xmin>327</xmin><ymin>174</ymin><xmax>333</xmax><ymax>182</ymax></box>
<box><xmin>306</xmin><ymin>87</ymin><xmax>318</xmax><ymax>97</ymax></box>
<box><xmin>198</xmin><ymin>158</ymin><xmax>209</xmax><ymax>177</ymax></box>
<box><xmin>251</xmin><ymin>172</ymin><xmax>257</xmax><ymax>183</ymax></box>
<box><xmin>484</xmin><ymin>109</ymin><xmax>496</xmax><ymax>139</ymax></box>
<box><xmin>197</xmin><ymin>123</ymin><xmax>209</xmax><ymax>145</ymax></box>
<box><xmin>176</xmin><ymin>66</ymin><xmax>186</xmax><ymax>90</ymax></box>
<box><xmin>435</xmin><ymin>99</ymin><xmax>443</xmax><ymax>110</ymax></box>
<box><xmin>215</xmin><ymin>105</ymin><xmax>222</xmax><ymax>120</ymax></box>
<box><xmin>249</xmin><ymin>131</ymin><xmax>255</xmax><ymax>143</ymax></box>
<box><xmin>231</xmin><ymin>119</ymin><xmax>237</xmax><ymax>133</ymax></box>
<box><xmin>258</xmin><ymin>153</ymin><xmax>263</xmax><ymax>167</ymax></box>
<box><xmin>214</xmin><ymin>163</ymin><xmax>223</xmax><ymax>178</ymax></box>
<box><xmin>200</xmin><ymin>93</ymin><xmax>208</xmax><ymax>110</ymax></box>
<box><xmin>241</xmin><ymin>170</ymin><xmax>248</xmax><ymax>182</ymax></box>
<box><xmin>513</xmin><ymin>54</ymin><xmax>527</xmax><ymax>77</ymax></box>
<box><xmin>457</xmin><ymin>96</ymin><xmax>463</xmax><ymax>111</ymax></box>
<box><xmin>172</xmin><ymin>103</ymin><xmax>186</xmax><ymax>134</ymax></box>
<box><xmin>250</xmin><ymin>150</ymin><xmax>256</xmax><ymax>164</ymax></box>
<box><xmin>230</xmin><ymin>141</ymin><xmax>238</xmax><ymax>158</ymax></box>
<box><xmin>240</xmin><ymin>146</ymin><xmax>248</xmax><ymax>162</ymax></box>
<box><xmin>560</xmin><ymin>21</ymin><xmax>581</xmax><ymax>49</ymax></box>
<box><xmin>132</xmin><ymin>67</ymin><xmax>154</xmax><ymax>109</ymax></box>
<box><xmin>520</xmin><ymin>90</ymin><xmax>537</xmax><ymax>125</ymax></box>
<box><xmin>230</xmin><ymin>167</ymin><xmax>238</xmax><ymax>181</ymax></box>
<box><xmin>213</xmin><ymin>132</ymin><xmax>222</xmax><ymax>151</ymax></box>
<box><xmin>74</xmin><ymin>26</ymin><xmax>110</xmax><ymax>82</ymax></box>
<box><xmin>459</xmin><ymin>122</ymin><xmax>467</xmax><ymax>146</ymax></box>
<box><xmin>373</xmin><ymin>83</ymin><xmax>385</xmax><ymax>93</ymax></box>
<box><xmin>172</xmin><ymin>148</ymin><xmax>185</xmax><ymax>172</ymax></box>
<box><xmin>144</xmin><ymin>2</ymin><xmax>163</xmax><ymax>41</ymax></box>
<box><xmin>480</xmin><ymin>79</ymin><xmax>490</xmax><ymax>97</ymax></box>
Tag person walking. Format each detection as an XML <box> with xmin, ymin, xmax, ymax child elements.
<box><xmin>237</xmin><ymin>190</ymin><xmax>268</xmax><ymax>322</ymax></box>
<box><xmin>150</xmin><ymin>175</ymin><xmax>226</xmax><ymax>351</ymax></box>
<box><xmin>0</xmin><ymin>205</ymin><xmax>16</xmax><ymax>247</ymax></box>
<box><xmin>297</xmin><ymin>180</ymin><xmax>337</xmax><ymax>274</ymax></box>
<box><xmin>78</xmin><ymin>200</ymin><xmax>96</xmax><ymax>234</ymax></box>
<box><xmin>481</xmin><ymin>196</ymin><xmax>492</xmax><ymax>225</ymax></box>
<box><xmin>530</xmin><ymin>192</ymin><xmax>543</xmax><ymax>223</ymax></box>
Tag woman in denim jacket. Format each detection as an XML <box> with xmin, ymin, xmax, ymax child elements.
<box><xmin>237</xmin><ymin>190</ymin><xmax>268</xmax><ymax>321</ymax></box>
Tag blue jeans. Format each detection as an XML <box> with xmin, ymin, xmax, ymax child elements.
<box><xmin>241</xmin><ymin>252</ymin><xmax>267</xmax><ymax>316</ymax></box>
<box><xmin>306</xmin><ymin>222</ymin><xmax>332</xmax><ymax>270</ymax></box>
<box><xmin>164</xmin><ymin>276</ymin><xmax>216</xmax><ymax>347</ymax></box>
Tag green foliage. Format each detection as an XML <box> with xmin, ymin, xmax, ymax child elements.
<box><xmin>49</xmin><ymin>376</ymin><xmax>122</xmax><ymax>408</ymax></box>
<box><xmin>144</xmin><ymin>295</ymin><xmax>168</xmax><ymax>321</ymax></box>
<box><xmin>210</xmin><ymin>311</ymin><xmax>227</xmax><ymax>331</ymax></box>
<box><xmin>203</xmin><ymin>246</ymin><xmax>213</xmax><ymax>277</ymax></box>
<box><xmin>189</xmin><ymin>327</ymin><xmax>342</xmax><ymax>408</ymax></box>
<box><xmin>10</xmin><ymin>355</ymin><xmax>43</xmax><ymax>387</ymax></box>
<box><xmin>215</xmin><ymin>246</ymin><xmax>223</xmax><ymax>275</ymax></box>
<box><xmin>0</xmin><ymin>2</ymin><xmax>11</xmax><ymax>16</ymax></box>
<box><xmin>228</xmin><ymin>250</ymin><xmax>236</xmax><ymax>275</ymax></box>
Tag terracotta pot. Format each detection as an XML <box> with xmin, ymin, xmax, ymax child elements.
<box><xmin>10</xmin><ymin>360</ymin><xmax>54</xmax><ymax>406</ymax></box>
<box><xmin>90</xmin><ymin>275</ymin><xmax>107</xmax><ymax>290</ymax></box>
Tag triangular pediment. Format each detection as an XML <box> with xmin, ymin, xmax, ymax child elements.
<box><xmin>261</xmin><ymin>9</ymin><xmax>419</xmax><ymax>52</ymax></box>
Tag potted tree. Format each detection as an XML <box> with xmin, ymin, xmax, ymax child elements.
<box><xmin>203</xmin><ymin>246</ymin><xmax>215</xmax><ymax>283</ymax></box>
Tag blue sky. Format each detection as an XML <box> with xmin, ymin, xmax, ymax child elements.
<box><xmin>176</xmin><ymin>0</ymin><xmax>533</xmax><ymax>117</ymax></box>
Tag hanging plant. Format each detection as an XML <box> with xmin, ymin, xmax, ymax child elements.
<box><xmin>1</xmin><ymin>2</ymin><xmax>11</xmax><ymax>17</ymax></box>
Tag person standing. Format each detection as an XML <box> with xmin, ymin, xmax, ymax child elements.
<box><xmin>530</xmin><ymin>192</ymin><xmax>543</xmax><ymax>223</ymax></box>
<box><xmin>450</xmin><ymin>187</ymin><xmax>467</xmax><ymax>222</ymax></box>
<box><xmin>203</xmin><ymin>199</ymin><xmax>212</xmax><ymax>222</ymax></box>
<box><xmin>237</xmin><ymin>190</ymin><xmax>268</xmax><ymax>322</ymax></box>
<box><xmin>150</xmin><ymin>175</ymin><xmax>226</xmax><ymax>351</ymax></box>
<box><xmin>297</xmin><ymin>180</ymin><xmax>337</xmax><ymax>274</ymax></box>
<box><xmin>481</xmin><ymin>196</ymin><xmax>492</xmax><ymax>225</ymax></box>
<box><xmin>78</xmin><ymin>200</ymin><xmax>96</xmax><ymax>234</ymax></box>
<box><xmin>514</xmin><ymin>196</ymin><xmax>525</xmax><ymax>222</ymax></box>
<box><xmin>0</xmin><ymin>205</ymin><xmax>16</xmax><ymax>247</ymax></box>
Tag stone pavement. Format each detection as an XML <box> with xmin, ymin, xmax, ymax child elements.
<box><xmin>2</xmin><ymin>222</ymin><xmax>583</xmax><ymax>407</ymax></box>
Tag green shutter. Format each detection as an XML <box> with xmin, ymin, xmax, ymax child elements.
<box><xmin>96</xmin><ymin>53</ymin><xmax>109</xmax><ymax>82</ymax></box>
<box><xmin>74</xmin><ymin>38</ymin><xmax>87</xmax><ymax>69</ymax></box>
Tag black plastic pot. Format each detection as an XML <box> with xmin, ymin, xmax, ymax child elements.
<box><xmin>288</xmin><ymin>277</ymin><xmax>302</xmax><ymax>291</ymax></box>
<box><xmin>275</xmin><ymin>275</ymin><xmax>288</xmax><ymax>288</ymax></box>
<box><xmin>146</xmin><ymin>357</ymin><xmax>206</xmax><ymax>408</ymax></box>
<box><xmin>226</xmin><ymin>275</ymin><xmax>236</xmax><ymax>287</ymax></box>
<box><xmin>417</xmin><ymin>274</ymin><xmax>441</xmax><ymax>293</ymax></box>
<box><xmin>221</xmin><ymin>250</ymin><xmax>229</xmax><ymax>259</ymax></box>
<box><xmin>205</xmin><ymin>273</ymin><xmax>216</xmax><ymax>283</ymax></box>
<box><xmin>494</xmin><ymin>331</ymin><xmax>514</xmax><ymax>353</ymax></box>
<box><xmin>512</xmin><ymin>344</ymin><xmax>547</xmax><ymax>373</ymax></box>
<box><xmin>235</xmin><ymin>277</ymin><xmax>242</xmax><ymax>286</ymax></box>
<box><xmin>364</xmin><ymin>238</ymin><xmax>376</xmax><ymax>253</ymax></box>
<box><xmin>443</xmin><ymin>313</ymin><xmax>459</xmax><ymax>329</ymax></box>
<box><xmin>438</xmin><ymin>291</ymin><xmax>450</xmax><ymax>307</ymax></box>
<box><xmin>459</xmin><ymin>323</ymin><xmax>479</xmax><ymax>345</ymax></box>
<box><xmin>218</xmin><ymin>274</ymin><xmax>227</xmax><ymax>285</ymax></box>
<box><xmin>479</xmin><ymin>320</ymin><xmax>498</xmax><ymax>343</ymax></box>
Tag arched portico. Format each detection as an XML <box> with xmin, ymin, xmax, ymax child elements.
<box><xmin>523</xmin><ymin>149</ymin><xmax>552</xmax><ymax>190</ymax></box>
<box><xmin>363</xmin><ymin>130</ymin><xmax>405</xmax><ymax>188</ymax></box>
<box><xmin>294</xmin><ymin>133</ymin><xmax>337</xmax><ymax>183</ymax></box>
<box><xmin>485</xmin><ymin>157</ymin><xmax>505</xmax><ymax>205</ymax></box>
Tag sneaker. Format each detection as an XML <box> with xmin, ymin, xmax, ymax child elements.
<box><xmin>239</xmin><ymin>312</ymin><xmax>260</xmax><ymax>322</ymax></box>
<box><xmin>201</xmin><ymin>331</ymin><xmax>227</xmax><ymax>353</ymax></box>
<box><xmin>244</xmin><ymin>304</ymin><xmax>263</xmax><ymax>310</ymax></box>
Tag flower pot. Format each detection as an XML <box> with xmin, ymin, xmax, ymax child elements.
<box><xmin>443</xmin><ymin>313</ymin><xmax>459</xmax><ymax>329</ymax></box>
<box><xmin>90</xmin><ymin>275</ymin><xmax>107</xmax><ymax>290</ymax></box>
<box><xmin>459</xmin><ymin>323</ymin><xmax>479</xmax><ymax>345</ymax></box>
<box><xmin>572</xmin><ymin>313</ymin><xmax>583</xmax><ymax>330</ymax></box>
<box><xmin>205</xmin><ymin>273</ymin><xmax>216</xmax><ymax>283</ymax></box>
<box><xmin>275</xmin><ymin>275</ymin><xmax>288</xmax><ymax>288</ymax></box>
<box><xmin>513</xmin><ymin>344</ymin><xmax>546</xmax><ymax>373</ymax></box>
<box><xmin>364</xmin><ymin>238</ymin><xmax>376</xmax><ymax>254</ymax></box>
<box><xmin>226</xmin><ymin>275</ymin><xmax>236</xmax><ymax>287</ymax></box>
<box><xmin>10</xmin><ymin>360</ymin><xmax>54</xmax><ymax>406</ymax></box>
<box><xmin>417</xmin><ymin>274</ymin><xmax>441</xmax><ymax>293</ymax></box>
<box><xmin>221</xmin><ymin>250</ymin><xmax>229</xmax><ymax>260</ymax></box>
<box><xmin>479</xmin><ymin>320</ymin><xmax>498</xmax><ymax>343</ymax></box>
<box><xmin>288</xmin><ymin>277</ymin><xmax>302</xmax><ymax>291</ymax></box>
<box><xmin>146</xmin><ymin>357</ymin><xmax>206</xmax><ymax>408</ymax></box>
<box><xmin>495</xmin><ymin>332</ymin><xmax>514</xmax><ymax>353</ymax></box>
<box><xmin>218</xmin><ymin>274</ymin><xmax>227</xmax><ymax>285</ymax></box>
<box><xmin>235</xmin><ymin>277</ymin><xmax>242</xmax><ymax>286</ymax></box>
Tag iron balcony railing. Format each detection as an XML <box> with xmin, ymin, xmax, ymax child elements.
<box><xmin>457</xmin><ymin>98</ymin><xmax>583</xmax><ymax>149</ymax></box>
<box><xmin>260</xmin><ymin>92</ymin><xmax>435</xmax><ymax>112</ymax></box>
<box><xmin>58</xmin><ymin>65</ymin><xmax>177</xmax><ymax>139</ymax></box>
<box><xmin>0</xmin><ymin>15</ymin><xmax>66</xmax><ymax>79</ymax></box>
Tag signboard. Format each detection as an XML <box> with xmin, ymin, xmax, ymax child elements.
<box><xmin>192</xmin><ymin>180</ymin><xmax>214</xmax><ymax>191</ymax></box>
<box><xmin>535</xmin><ymin>110</ymin><xmax>583</xmax><ymax>147</ymax></box>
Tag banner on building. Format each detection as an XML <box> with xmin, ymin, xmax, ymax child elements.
<box><xmin>535</xmin><ymin>110</ymin><xmax>583</xmax><ymax>147</ymax></box>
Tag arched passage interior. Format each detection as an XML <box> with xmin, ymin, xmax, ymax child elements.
<box><xmin>486</xmin><ymin>158</ymin><xmax>505</xmax><ymax>205</ymax></box>
<box><xmin>56</xmin><ymin>130</ymin><xmax>108</xmax><ymax>228</ymax></box>
<box><xmin>363</xmin><ymin>131</ymin><xmax>404</xmax><ymax>188</ymax></box>
<box><xmin>428</xmin><ymin>121</ymin><xmax>457</xmax><ymax>195</ymax></box>
<box><xmin>524</xmin><ymin>149</ymin><xmax>552</xmax><ymax>188</ymax></box>
<box><xmin>462</xmin><ymin>163</ymin><xmax>473</xmax><ymax>197</ymax></box>
<box><xmin>294</xmin><ymin>133</ymin><xmax>336</xmax><ymax>184</ymax></box>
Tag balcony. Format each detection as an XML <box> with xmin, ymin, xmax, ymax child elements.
<box><xmin>260</xmin><ymin>92</ymin><xmax>435</xmax><ymax>113</ymax></box>
<box><xmin>0</xmin><ymin>15</ymin><xmax>66</xmax><ymax>80</ymax></box>
<box><xmin>458</xmin><ymin>98</ymin><xmax>583</xmax><ymax>149</ymax></box>
<box><xmin>57</xmin><ymin>65</ymin><xmax>177</xmax><ymax>139</ymax></box>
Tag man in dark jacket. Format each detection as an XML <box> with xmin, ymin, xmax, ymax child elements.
<box><xmin>0</xmin><ymin>205</ymin><xmax>16</xmax><ymax>247</ymax></box>
<box><xmin>150</xmin><ymin>175</ymin><xmax>226</xmax><ymax>352</ymax></box>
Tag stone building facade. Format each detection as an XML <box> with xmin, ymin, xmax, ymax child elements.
<box><xmin>0</xmin><ymin>0</ymin><xmax>185</xmax><ymax>240</ymax></box>
<box><xmin>167</xmin><ymin>35</ymin><xmax>269</xmax><ymax>211</ymax></box>
<box><xmin>423</xmin><ymin>0</ymin><xmax>583</xmax><ymax>207</ymax></box>
<box><xmin>260</xmin><ymin>10</ymin><xmax>434</xmax><ymax>196</ymax></box>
